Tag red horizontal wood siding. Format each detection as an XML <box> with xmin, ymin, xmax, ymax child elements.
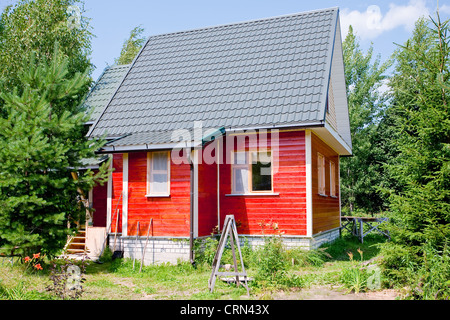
<box><xmin>219</xmin><ymin>130</ymin><xmax>307</xmax><ymax>236</ymax></box>
<box><xmin>106</xmin><ymin>152</ymin><xmax>191</xmax><ymax>237</ymax></box>
<box><xmin>103</xmin><ymin>130</ymin><xmax>340</xmax><ymax>239</ymax></box>
<box><xmin>311</xmin><ymin>133</ymin><xmax>340</xmax><ymax>234</ymax></box>
<box><xmin>197</xmin><ymin>141</ymin><xmax>219</xmax><ymax>237</ymax></box>
<box><xmin>126</xmin><ymin>152</ymin><xmax>191</xmax><ymax>237</ymax></box>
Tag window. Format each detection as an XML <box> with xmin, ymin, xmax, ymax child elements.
<box><xmin>147</xmin><ymin>151</ymin><xmax>170</xmax><ymax>196</ymax></box>
<box><xmin>251</xmin><ymin>151</ymin><xmax>272</xmax><ymax>192</ymax></box>
<box><xmin>330</xmin><ymin>161</ymin><xmax>336</xmax><ymax>197</ymax></box>
<box><xmin>232</xmin><ymin>151</ymin><xmax>249</xmax><ymax>194</ymax></box>
<box><xmin>317</xmin><ymin>153</ymin><xmax>326</xmax><ymax>195</ymax></box>
<box><xmin>232</xmin><ymin>150</ymin><xmax>272</xmax><ymax>194</ymax></box>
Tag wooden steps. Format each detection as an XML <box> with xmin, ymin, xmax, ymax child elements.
<box><xmin>65</xmin><ymin>229</ymin><xmax>89</xmax><ymax>255</ymax></box>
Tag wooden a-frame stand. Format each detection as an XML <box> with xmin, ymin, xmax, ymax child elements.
<box><xmin>208</xmin><ymin>215</ymin><xmax>249</xmax><ymax>295</ymax></box>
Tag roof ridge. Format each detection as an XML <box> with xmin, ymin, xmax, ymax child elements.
<box><xmin>107</xmin><ymin>63</ymin><xmax>132</xmax><ymax>70</ymax></box>
<box><xmin>146</xmin><ymin>7</ymin><xmax>338</xmax><ymax>39</ymax></box>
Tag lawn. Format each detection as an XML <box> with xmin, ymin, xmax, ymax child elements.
<box><xmin>0</xmin><ymin>232</ymin><xmax>397</xmax><ymax>300</ymax></box>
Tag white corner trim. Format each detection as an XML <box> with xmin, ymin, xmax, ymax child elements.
<box><xmin>305</xmin><ymin>130</ymin><xmax>313</xmax><ymax>237</ymax></box>
<box><xmin>106</xmin><ymin>154</ymin><xmax>113</xmax><ymax>232</ymax></box>
<box><xmin>217</xmin><ymin>139</ymin><xmax>221</xmax><ymax>232</ymax></box>
<box><xmin>193</xmin><ymin>149</ymin><xmax>199</xmax><ymax>238</ymax></box>
<box><xmin>122</xmin><ymin>153</ymin><xmax>129</xmax><ymax>237</ymax></box>
<box><xmin>338</xmin><ymin>158</ymin><xmax>342</xmax><ymax>227</ymax></box>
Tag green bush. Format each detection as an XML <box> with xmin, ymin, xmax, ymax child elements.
<box><xmin>254</xmin><ymin>236</ymin><xmax>287</xmax><ymax>282</ymax></box>
<box><xmin>252</xmin><ymin>236</ymin><xmax>304</xmax><ymax>289</ymax></box>
<box><xmin>403</xmin><ymin>243</ymin><xmax>450</xmax><ymax>300</ymax></box>
<box><xmin>194</xmin><ymin>236</ymin><xmax>253</xmax><ymax>269</ymax></box>
<box><xmin>339</xmin><ymin>249</ymin><xmax>368</xmax><ymax>293</ymax></box>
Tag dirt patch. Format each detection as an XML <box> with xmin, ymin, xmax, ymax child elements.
<box><xmin>272</xmin><ymin>285</ymin><xmax>399</xmax><ymax>300</ymax></box>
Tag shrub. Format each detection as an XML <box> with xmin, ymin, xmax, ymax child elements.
<box><xmin>194</xmin><ymin>236</ymin><xmax>253</xmax><ymax>269</ymax></box>
<box><xmin>194</xmin><ymin>236</ymin><xmax>220</xmax><ymax>266</ymax></box>
<box><xmin>254</xmin><ymin>236</ymin><xmax>287</xmax><ymax>283</ymax></box>
<box><xmin>340</xmin><ymin>249</ymin><xmax>368</xmax><ymax>293</ymax></box>
<box><xmin>46</xmin><ymin>257</ymin><xmax>87</xmax><ymax>300</ymax></box>
<box><xmin>403</xmin><ymin>243</ymin><xmax>450</xmax><ymax>300</ymax></box>
<box><xmin>252</xmin><ymin>235</ymin><xmax>304</xmax><ymax>289</ymax></box>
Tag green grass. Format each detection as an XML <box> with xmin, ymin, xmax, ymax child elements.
<box><xmin>0</xmin><ymin>231</ymin><xmax>390</xmax><ymax>300</ymax></box>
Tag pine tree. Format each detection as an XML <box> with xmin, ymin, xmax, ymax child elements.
<box><xmin>0</xmin><ymin>46</ymin><xmax>108</xmax><ymax>257</ymax></box>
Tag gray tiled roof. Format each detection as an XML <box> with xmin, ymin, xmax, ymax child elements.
<box><xmin>83</xmin><ymin>64</ymin><xmax>131</xmax><ymax>123</ymax></box>
<box><xmin>89</xmin><ymin>8</ymin><xmax>339</xmax><ymax>147</ymax></box>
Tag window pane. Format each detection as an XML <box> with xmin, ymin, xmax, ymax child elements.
<box><xmin>234</xmin><ymin>151</ymin><xmax>247</xmax><ymax>165</ymax></box>
<box><xmin>233</xmin><ymin>167</ymin><xmax>248</xmax><ymax>193</ymax></box>
<box><xmin>148</xmin><ymin>151</ymin><xmax>169</xmax><ymax>194</ymax></box>
<box><xmin>330</xmin><ymin>161</ymin><xmax>336</xmax><ymax>196</ymax></box>
<box><xmin>152</xmin><ymin>152</ymin><xmax>168</xmax><ymax>171</ymax></box>
<box><xmin>318</xmin><ymin>153</ymin><xmax>325</xmax><ymax>195</ymax></box>
<box><xmin>152</xmin><ymin>173</ymin><xmax>168</xmax><ymax>193</ymax></box>
<box><xmin>252</xmin><ymin>152</ymin><xmax>272</xmax><ymax>191</ymax></box>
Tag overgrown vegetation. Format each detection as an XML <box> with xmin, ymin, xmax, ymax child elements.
<box><xmin>0</xmin><ymin>231</ymin><xmax>393</xmax><ymax>300</ymax></box>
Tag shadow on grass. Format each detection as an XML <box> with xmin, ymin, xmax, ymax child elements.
<box><xmin>321</xmin><ymin>231</ymin><xmax>389</xmax><ymax>262</ymax></box>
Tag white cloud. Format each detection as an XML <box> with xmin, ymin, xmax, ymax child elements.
<box><xmin>340</xmin><ymin>0</ymin><xmax>430</xmax><ymax>40</ymax></box>
<box><xmin>439</xmin><ymin>4</ymin><xmax>450</xmax><ymax>15</ymax></box>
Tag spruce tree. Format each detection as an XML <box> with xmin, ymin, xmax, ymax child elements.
<box><xmin>0</xmin><ymin>46</ymin><xmax>108</xmax><ymax>257</ymax></box>
<box><xmin>380</xmin><ymin>15</ymin><xmax>450</xmax><ymax>287</ymax></box>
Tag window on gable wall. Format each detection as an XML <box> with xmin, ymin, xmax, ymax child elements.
<box><xmin>330</xmin><ymin>160</ymin><xmax>336</xmax><ymax>197</ymax></box>
<box><xmin>232</xmin><ymin>150</ymin><xmax>272</xmax><ymax>194</ymax></box>
<box><xmin>147</xmin><ymin>151</ymin><xmax>170</xmax><ymax>196</ymax></box>
<box><xmin>318</xmin><ymin>152</ymin><xmax>326</xmax><ymax>195</ymax></box>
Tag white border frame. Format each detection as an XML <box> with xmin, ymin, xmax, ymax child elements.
<box><xmin>146</xmin><ymin>151</ymin><xmax>171</xmax><ymax>197</ymax></box>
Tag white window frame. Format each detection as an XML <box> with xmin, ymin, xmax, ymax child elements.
<box><xmin>330</xmin><ymin>160</ymin><xmax>336</xmax><ymax>197</ymax></box>
<box><xmin>146</xmin><ymin>151</ymin><xmax>170</xmax><ymax>197</ymax></box>
<box><xmin>318</xmin><ymin>152</ymin><xmax>326</xmax><ymax>196</ymax></box>
<box><xmin>232</xmin><ymin>151</ymin><xmax>249</xmax><ymax>194</ymax></box>
<box><xmin>231</xmin><ymin>150</ymin><xmax>273</xmax><ymax>194</ymax></box>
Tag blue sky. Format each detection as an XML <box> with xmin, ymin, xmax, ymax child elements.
<box><xmin>2</xmin><ymin>0</ymin><xmax>450</xmax><ymax>80</ymax></box>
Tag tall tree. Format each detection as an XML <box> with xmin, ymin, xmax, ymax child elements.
<box><xmin>340</xmin><ymin>25</ymin><xmax>392</xmax><ymax>214</ymax></box>
<box><xmin>115</xmin><ymin>25</ymin><xmax>146</xmax><ymax>65</ymax></box>
<box><xmin>0</xmin><ymin>0</ymin><xmax>93</xmax><ymax>95</ymax></box>
<box><xmin>378</xmin><ymin>16</ymin><xmax>450</xmax><ymax>299</ymax></box>
<box><xmin>383</xmin><ymin>15</ymin><xmax>449</xmax><ymax>255</ymax></box>
<box><xmin>0</xmin><ymin>46</ymin><xmax>108</xmax><ymax>257</ymax></box>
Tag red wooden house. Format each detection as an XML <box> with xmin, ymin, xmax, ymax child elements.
<box><xmin>85</xmin><ymin>7</ymin><xmax>352</xmax><ymax>264</ymax></box>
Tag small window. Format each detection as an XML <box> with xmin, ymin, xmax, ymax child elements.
<box><xmin>330</xmin><ymin>161</ymin><xmax>336</xmax><ymax>197</ymax></box>
<box><xmin>231</xmin><ymin>150</ymin><xmax>273</xmax><ymax>194</ymax></box>
<box><xmin>318</xmin><ymin>153</ymin><xmax>326</xmax><ymax>195</ymax></box>
<box><xmin>251</xmin><ymin>151</ymin><xmax>272</xmax><ymax>192</ymax></box>
<box><xmin>147</xmin><ymin>151</ymin><xmax>170</xmax><ymax>196</ymax></box>
<box><xmin>232</xmin><ymin>151</ymin><xmax>249</xmax><ymax>194</ymax></box>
